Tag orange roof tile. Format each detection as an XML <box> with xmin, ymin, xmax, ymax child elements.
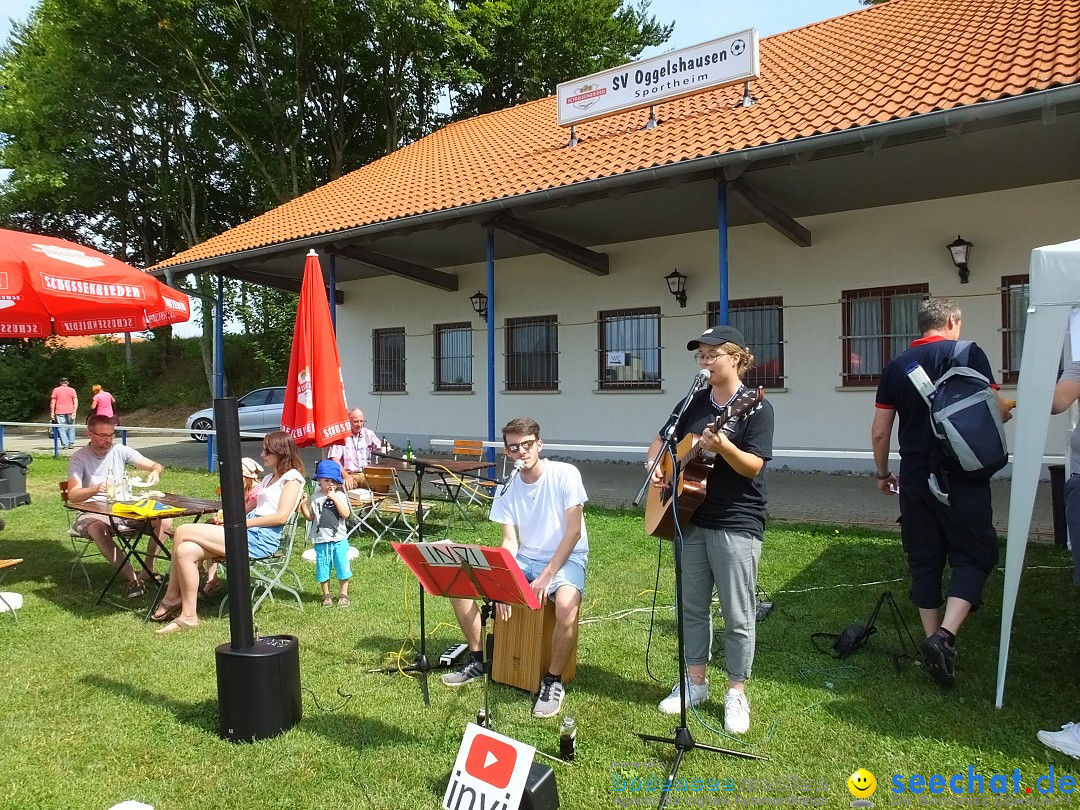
<box><xmin>156</xmin><ymin>0</ymin><xmax>1080</xmax><ymax>270</ymax></box>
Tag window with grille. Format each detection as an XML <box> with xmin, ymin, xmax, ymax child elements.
<box><xmin>597</xmin><ymin>307</ymin><xmax>661</xmax><ymax>390</ymax></box>
<box><xmin>372</xmin><ymin>327</ymin><xmax>406</xmax><ymax>392</ymax></box>
<box><xmin>434</xmin><ymin>322</ymin><xmax>473</xmax><ymax>391</ymax></box>
<box><xmin>841</xmin><ymin>284</ymin><xmax>928</xmax><ymax>386</ymax></box>
<box><xmin>505</xmin><ymin>315</ymin><xmax>558</xmax><ymax>391</ymax></box>
<box><xmin>708</xmin><ymin>298</ymin><xmax>785</xmax><ymax>388</ymax></box>
<box><xmin>1001</xmin><ymin>274</ymin><xmax>1029</xmax><ymax>384</ymax></box>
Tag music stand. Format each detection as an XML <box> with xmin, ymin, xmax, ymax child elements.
<box><xmin>369</xmin><ymin>454</ymin><xmax>441</xmax><ymax>705</ymax></box>
<box><xmin>393</xmin><ymin>542</ymin><xmax>540</xmax><ymax>723</ymax></box>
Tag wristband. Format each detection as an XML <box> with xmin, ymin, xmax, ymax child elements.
<box><xmin>876</xmin><ymin>471</ymin><xmax>891</xmax><ymax>480</ymax></box>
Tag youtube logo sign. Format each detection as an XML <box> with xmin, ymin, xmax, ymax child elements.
<box><xmin>444</xmin><ymin>723</ymin><xmax>535</xmax><ymax>810</ymax></box>
<box><xmin>465</xmin><ymin>732</ymin><xmax>517</xmax><ymax>789</ymax></box>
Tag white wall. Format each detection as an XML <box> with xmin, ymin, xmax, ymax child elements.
<box><xmin>335</xmin><ymin>180</ymin><xmax>1080</xmax><ymax>469</ymax></box>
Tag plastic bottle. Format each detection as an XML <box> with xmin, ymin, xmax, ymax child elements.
<box><xmin>559</xmin><ymin>716</ymin><xmax>576</xmax><ymax>762</ymax></box>
<box><xmin>105</xmin><ymin>470</ymin><xmax>116</xmax><ymax>501</ymax></box>
<box><xmin>120</xmin><ymin>471</ymin><xmax>130</xmax><ymax>501</ymax></box>
<box><xmin>905</xmin><ymin>362</ymin><xmax>935</xmax><ymax>404</ymax></box>
<box><xmin>405</xmin><ymin>438</ymin><xmax>414</xmax><ymax>461</ymax></box>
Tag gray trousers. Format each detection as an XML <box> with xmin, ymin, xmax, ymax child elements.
<box><xmin>681</xmin><ymin>525</ymin><xmax>762</xmax><ymax>681</ymax></box>
<box><xmin>1063</xmin><ymin>474</ymin><xmax>1080</xmax><ymax>585</ymax></box>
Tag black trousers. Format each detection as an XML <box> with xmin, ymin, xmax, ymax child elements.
<box><xmin>898</xmin><ymin>477</ymin><xmax>998</xmax><ymax>610</ymax></box>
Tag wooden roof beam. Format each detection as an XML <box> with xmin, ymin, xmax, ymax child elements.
<box><xmin>219</xmin><ymin>264</ymin><xmax>344</xmax><ymax>304</ymax></box>
<box><xmin>729</xmin><ymin>179</ymin><xmax>811</xmax><ymax>248</ymax></box>
<box><xmin>485</xmin><ymin>213</ymin><xmax>609</xmax><ymax>276</ymax></box>
<box><xmin>333</xmin><ymin>245</ymin><xmax>458</xmax><ymax>292</ymax></box>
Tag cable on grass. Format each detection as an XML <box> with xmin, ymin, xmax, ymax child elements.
<box><xmin>302</xmin><ymin>686</ymin><xmax>353</xmax><ymax>712</ymax></box>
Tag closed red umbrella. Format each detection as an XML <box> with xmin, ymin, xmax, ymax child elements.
<box><xmin>0</xmin><ymin>228</ymin><xmax>191</xmax><ymax>337</ymax></box>
<box><xmin>280</xmin><ymin>250</ymin><xmax>350</xmax><ymax>447</ymax></box>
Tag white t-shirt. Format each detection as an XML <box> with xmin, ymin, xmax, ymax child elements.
<box><xmin>68</xmin><ymin>444</ymin><xmax>147</xmax><ymax>503</ymax></box>
<box><xmin>253</xmin><ymin>469</ymin><xmax>305</xmax><ymax>517</ymax></box>
<box><xmin>489</xmin><ymin>459</ymin><xmax>588</xmax><ymax>562</ymax></box>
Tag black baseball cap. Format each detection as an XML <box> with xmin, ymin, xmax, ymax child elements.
<box><xmin>686</xmin><ymin>326</ymin><xmax>748</xmax><ymax>351</ymax></box>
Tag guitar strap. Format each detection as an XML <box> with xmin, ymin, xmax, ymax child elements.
<box><xmin>709</xmin><ymin>384</ymin><xmax>746</xmax><ymax>418</ymax></box>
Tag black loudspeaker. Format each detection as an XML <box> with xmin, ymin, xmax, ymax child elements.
<box><xmin>519</xmin><ymin>762</ymin><xmax>559</xmax><ymax>810</ymax></box>
<box><xmin>215</xmin><ymin>634</ymin><xmax>302</xmax><ymax>742</ymax></box>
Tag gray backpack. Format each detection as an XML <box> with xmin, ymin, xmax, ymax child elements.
<box><xmin>926</xmin><ymin>341</ymin><xmax>1008</xmax><ymax>479</ymax></box>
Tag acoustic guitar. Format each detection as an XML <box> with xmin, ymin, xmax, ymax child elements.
<box><xmin>644</xmin><ymin>386</ymin><xmax>764</xmax><ymax>541</ymax></box>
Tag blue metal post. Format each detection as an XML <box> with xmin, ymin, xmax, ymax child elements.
<box><xmin>328</xmin><ymin>253</ymin><xmax>337</xmax><ymax>330</ymax></box>
<box><xmin>211</xmin><ymin>272</ymin><xmax>225</xmax><ymax>471</ymax></box>
<box><xmin>486</xmin><ymin>229</ymin><xmax>496</xmax><ymax>466</ymax></box>
<box><xmin>717</xmin><ymin>179</ymin><xmax>730</xmax><ymax>325</ymax></box>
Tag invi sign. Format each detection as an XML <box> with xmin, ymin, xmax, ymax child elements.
<box><xmin>556</xmin><ymin>30</ymin><xmax>759</xmax><ymax>127</ymax></box>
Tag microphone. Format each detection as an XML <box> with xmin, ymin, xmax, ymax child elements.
<box><xmin>662</xmin><ymin>369</ymin><xmax>712</xmax><ymax>440</ymax></box>
<box><xmin>694</xmin><ymin>367</ymin><xmax>711</xmax><ymax>386</ymax></box>
<box><xmin>500</xmin><ymin>459</ymin><xmax>526</xmax><ymax>494</ymax></box>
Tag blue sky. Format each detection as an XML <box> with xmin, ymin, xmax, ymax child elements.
<box><xmin>2</xmin><ymin>0</ymin><xmax>863</xmax><ymax>51</ymax></box>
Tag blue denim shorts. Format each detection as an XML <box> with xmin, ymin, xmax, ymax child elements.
<box><xmin>247</xmin><ymin>525</ymin><xmax>283</xmax><ymax>559</ymax></box>
<box><xmin>516</xmin><ymin>554</ymin><xmax>586</xmax><ymax>597</ymax></box>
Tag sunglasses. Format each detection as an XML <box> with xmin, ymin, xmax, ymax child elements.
<box><xmin>505</xmin><ymin>439</ymin><xmax>538</xmax><ymax>453</ymax></box>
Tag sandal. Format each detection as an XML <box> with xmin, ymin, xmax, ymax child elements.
<box><xmin>199</xmin><ymin>581</ymin><xmax>224</xmax><ymax>599</ymax></box>
<box><xmin>150</xmin><ymin>600</ymin><xmax>181</xmax><ymax>623</ymax></box>
<box><xmin>125</xmin><ymin>581</ymin><xmax>147</xmax><ymax>599</ymax></box>
<box><xmin>337</xmin><ymin>596</ymin><xmax>351</xmax><ymax>607</ymax></box>
<box><xmin>322</xmin><ymin>595</ymin><xmax>334</xmax><ymax>607</ymax></box>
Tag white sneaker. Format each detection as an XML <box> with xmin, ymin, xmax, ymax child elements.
<box><xmin>1037</xmin><ymin>722</ymin><xmax>1080</xmax><ymax>759</ymax></box>
<box><xmin>658</xmin><ymin>678</ymin><xmax>709</xmax><ymax>715</ymax></box>
<box><xmin>723</xmin><ymin>688</ymin><xmax>750</xmax><ymax>734</ymax></box>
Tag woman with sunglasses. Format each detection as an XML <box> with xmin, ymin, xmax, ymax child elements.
<box><xmin>647</xmin><ymin>326</ymin><xmax>774</xmax><ymax>734</ymax></box>
<box><xmin>152</xmin><ymin>431</ymin><xmax>305</xmax><ymax>634</ymax></box>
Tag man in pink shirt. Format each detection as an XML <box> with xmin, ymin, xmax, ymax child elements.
<box><xmin>50</xmin><ymin>377</ymin><xmax>78</xmax><ymax>449</ymax></box>
<box><xmin>327</xmin><ymin>408</ymin><xmax>383</xmax><ymax>490</ymax></box>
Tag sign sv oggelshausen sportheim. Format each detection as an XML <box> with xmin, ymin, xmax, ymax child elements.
<box><xmin>556</xmin><ymin>29</ymin><xmax>760</xmax><ymax>127</ymax></box>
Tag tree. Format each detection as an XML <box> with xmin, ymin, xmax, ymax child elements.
<box><xmin>448</xmin><ymin>0</ymin><xmax>672</xmax><ymax>118</ymax></box>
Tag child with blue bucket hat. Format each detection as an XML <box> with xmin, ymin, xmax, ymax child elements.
<box><xmin>300</xmin><ymin>459</ymin><xmax>353</xmax><ymax>606</ymax></box>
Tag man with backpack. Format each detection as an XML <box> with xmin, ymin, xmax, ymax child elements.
<box><xmin>871</xmin><ymin>298</ymin><xmax>1013</xmax><ymax>687</ymax></box>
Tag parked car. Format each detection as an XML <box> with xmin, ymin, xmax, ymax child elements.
<box><xmin>186</xmin><ymin>386</ymin><xmax>286</xmax><ymax>442</ymax></box>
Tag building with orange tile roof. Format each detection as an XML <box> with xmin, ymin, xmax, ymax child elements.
<box><xmin>156</xmin><ymin>0</ymin><xmax>1080</xmax><ymax>468</ymax></box>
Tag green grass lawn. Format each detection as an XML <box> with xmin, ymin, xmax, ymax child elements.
<box><xmin>1</xmin><ymin>456</ymin><xmax>1077</xmax><ymax>810</ymax></box>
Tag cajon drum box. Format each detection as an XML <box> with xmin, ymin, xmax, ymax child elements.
<box><xmin>491</xmin><ymin>601</ymin><xmax>577</xmax><ymax>693</ymax></box>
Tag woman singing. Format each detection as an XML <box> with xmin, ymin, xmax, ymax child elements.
<box><xmin>647</xmin><ymin>326</ymin><xmax>774</xmax><ymax>734</ymax></box>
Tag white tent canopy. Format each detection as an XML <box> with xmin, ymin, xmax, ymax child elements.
<box><xmin>996</xmin><ymin>237</ymin><xmax>1080</xmax><ymax>707</ymax></box>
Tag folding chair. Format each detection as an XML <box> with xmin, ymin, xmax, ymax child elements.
<box><xmin>362</xmin><ymin>467</ymin><xmax>420</xmax><ymax>555</ymax></box>
<box><xmin>219</xmin><ymin>507</ymin><xmax>305</xmax><ymax>617</ymax></box>
<box><xmin>433</xmin><ymin>440</ymin><xmax>499</xmax><ymax>508</ymax></box>
<box><xmin>61</xmin><ymin>480</ymin><xmax>139</xmax><ymax>588</ymax></box>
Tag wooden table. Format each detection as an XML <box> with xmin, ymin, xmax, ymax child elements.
<box><xmin>66</xmin><ymin>493</ymin><xmax>220</xmax><ymax>606</ymax></box>
<box><xmin>362</xmin><ymin>455</ymin><xmax>496</xmax><ymax>531</ymax></box>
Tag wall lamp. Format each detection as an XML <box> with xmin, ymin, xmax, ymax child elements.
<box><xmin>946</xmin><ymin>235</ymin><xmax>973</xmax><ymax>284</ymax></box>
<box><xmin>665</xmin><ymin>269</ymin><xmax>688</xmax><ymax>307</ymax></box>
<box><xmin>470</xmin><ymin>290</ymin><xmax>488</xmax><ymax>321</ymax></box>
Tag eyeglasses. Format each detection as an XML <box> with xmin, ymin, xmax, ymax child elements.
<box><xmin>89</xmin><ymin>430</ymin><xmax>115</xmax><ymax>439</ymax></box>
<box><xmin>261</xmin><ymin>447</ymin><xmax>277</xmax><ymax>455</ymax></box>
<box><xmin>505</xmin><ymin>439</ymin><xmax>538</xmax><ymax>454</ymax></box>
<box><xmin>694</xmin><ymin>352</ymin><xmax>727</xmax><ymax>364</ymax></box>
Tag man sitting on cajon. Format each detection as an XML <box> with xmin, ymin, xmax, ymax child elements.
<box><xmin>441</xmin><ymin>416</ymin><xmax>588</xmax><ymax>719</ymax></box>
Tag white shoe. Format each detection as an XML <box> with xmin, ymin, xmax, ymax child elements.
<box><xmin>723</xmin><ymin>688</ymin><xmax>750</xmax><ymax>734</ymax></box>
<box><xmin>1037</xmin><ymin>722</ymin><xmax>1080</xmax><ymax>759</ymax></box>
<box><xmin>658</xmin><ymin>678</ymin><xmax>709</xmax><ymax>715</ymax></box>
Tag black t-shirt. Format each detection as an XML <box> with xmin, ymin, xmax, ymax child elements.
<box><xmin>875</xmin><ymin>337</ymin><xmax>996</xmax><ymax>481</ymax></box>
<box><xmin>659</xmin><ymin>386</ymin><xmax>774</xmax><ymax>537</ymax></box>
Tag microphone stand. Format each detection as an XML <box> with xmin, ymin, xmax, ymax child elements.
<box><xmin>634</xmin><ymin>373</ymin><xmax>765</xmax><ymax>809</ymax></box>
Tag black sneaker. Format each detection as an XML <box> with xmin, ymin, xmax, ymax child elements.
<box><xmin>441</xmin><ymin>657</ymin><xmax>484</xmax><ymax>686</ymax></box>
<box><xmin>922</xmin><ymin>631</ymin><xmax>958</xmax><ymax>686</ymax></box>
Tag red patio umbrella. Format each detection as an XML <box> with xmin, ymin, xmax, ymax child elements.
<box><xmin>280</xmin><ymin>250</ymin><xmax>349</xmax><ymax>447</ymax></box>
<box><xmin>0</xmin><ymin>228</ymin><xmax>191</xmax><ymax>337</ymax></box>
